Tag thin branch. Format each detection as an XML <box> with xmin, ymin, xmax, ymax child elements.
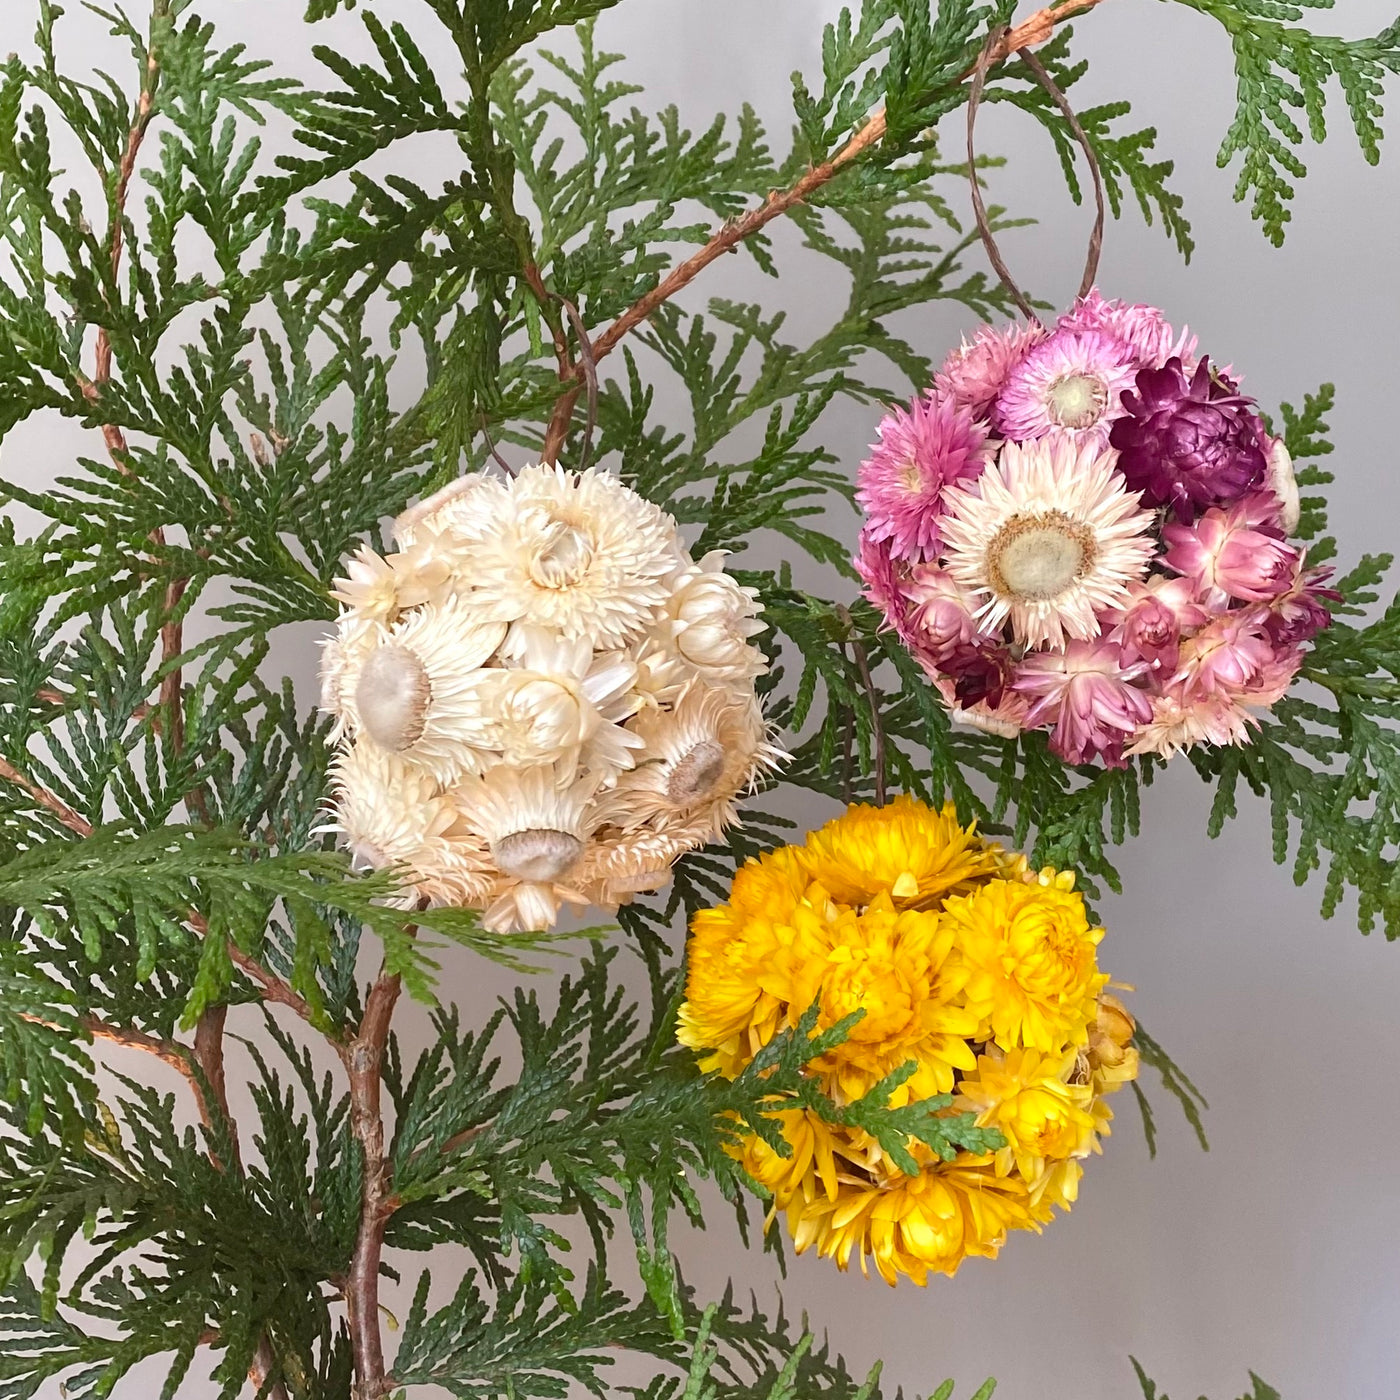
<box><xmin>0</xmin><ymin>755</ymin><xmax>94</xmax><ymax>837</ymax></box>
<box><xmin>90</xmin><ymin>0</ymin><xmax>169</xmax><ymax>461</ymax></box>
<box><xmin>537</xmin><ymin>0</ymin><xmax>1110</xmax><ymax>417</ymax></box>
<box><xmin>836</xmin><ymin>606</ymin><xmax>887</xmax><ymax>806</ymax></box>
<box><xmin>541</xmin><ymin>296</ymin><xmax>600</xmax><ymax>468</ymax></box>
<box><xmin>225</xmin><ymin>939</ymin><xmax>325</xmax><ymax>1031</ymax></box>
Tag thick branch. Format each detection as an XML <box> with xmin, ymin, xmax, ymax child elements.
<box><xmin>537</xmin><ymin>0</ymin><xmax>1110</xmax><ymax>452</ymax></box>
<box><xmin>342</xmin><ymin>967</ymin><xmax>405</xmax><ymax>1400</ymax></box>
<box><xmin>192</xmin><ymin>1002</ymin><xmax>239</xmax><ymax>1170</ymax></box>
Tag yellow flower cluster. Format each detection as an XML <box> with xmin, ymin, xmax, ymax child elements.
<box><xmin>678</xmin><ymin>795</ymin><xmax>1138</xmax><ymax>1285</ymax></box>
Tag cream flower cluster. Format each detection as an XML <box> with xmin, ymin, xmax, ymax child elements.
<box><xmin>320</xmin><ymin>466</ymin><xmax>782</xmax><ymax>933</ymax></box>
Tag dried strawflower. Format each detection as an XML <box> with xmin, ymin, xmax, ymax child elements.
<box><xmin>939</xmin><ymin>438</ymin><xmax>1156</xmax><ymax>649</ymax></box>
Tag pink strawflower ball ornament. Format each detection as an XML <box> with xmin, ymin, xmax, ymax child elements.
<box><xmin>856</xmin><ymin>291</ymin><xmax>1336</xmax><ymax>766</ymax></box>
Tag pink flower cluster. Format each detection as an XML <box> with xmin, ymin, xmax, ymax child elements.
<box><xmin>855</xmin><ymin>291</ymin><xmax>1337</xmax><ymax>766</ymax></box>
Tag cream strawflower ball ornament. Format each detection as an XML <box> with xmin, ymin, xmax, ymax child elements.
<box><xmin>322</xmin><ymin>466</ymin><xmax>783</xmax><ymax>933</ymax></box>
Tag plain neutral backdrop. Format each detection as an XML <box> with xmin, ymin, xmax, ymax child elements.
<box><xmin>6</xmin><ymin>2</ymin><xmax>1400</xmax><ymax>1398</ymax></box>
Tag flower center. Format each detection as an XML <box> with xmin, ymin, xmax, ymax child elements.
<box><xmin>355</xmin><ymin>645</ymin><xmax>431</xmax><ymax>750</ymax></box>
<box><xmin>492</xmin><ymin>829</ymin><xmax>583</xmax><ymax>883</ymax></box>
<box><xmin>900</xmin><ymin>459</ymin><xmax>923</xmax><ymax>493</ymax></box>
<box><xmin>529</xmin><ymin>519</ymin><xmax>595</xmax><ymax>589</ymax></box>
<box><xmin>988</xmin><ymin>512</ymin><xmax>1097</xmax><ymax>601</ymax></box>
<box><xmin>1047</xmin><ymin>373</ymin><xmax>1108</xmax><ymax>429</ymax></box>
<box><xmin>666</xmin><ymin>740</ymin><xmax>727</xmax><ymax>806</ymax></box>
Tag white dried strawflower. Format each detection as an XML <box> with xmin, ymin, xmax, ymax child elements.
<box><xmin>325</xmin><ymin>746</ymin><xmax>494</xmax><ymax>907</ymax></box>
<box><xmin>628</xmin><ymin>638</ymin><xmax>691</xmax><ymax>711</ymax></box>
<box><xmin>659</xmin><ymin>551</ymin><xmax>768</xmax><ymax>685</ymax></box>
<box><xmin>324</xmin><ymin>466</ymin><xmax>786</xmax><ymax>934</ymax></box>
<box><xmin>453</xmin><ymin>763</ymin><xmax>598</xmax><ymax>933</ymax></box>
<box><xmin>342</xmin><ymin>601</ymin><xmax>505</xmax><ymax>783</ymax></box>
<box><xmin>597</xmin><ymin>683</ymin><xmax>784</xmax><ymax>838</ymax></box>
<box><xmin>330</xmin><ymin>536</ymin><xmax>455</xmax><ymax>625</ymax></box>
<box><xmin>1267</xmin><ymin>437</ymin><xmax>1301</xmax><ymax>535</ymax></box>
<box><xmin>393</xmin><ymin>474</ymin><xmax>511</xmax><ymax>549</ymax></box>
<box><xmin>485</xmin><ymin>625</ymin><xmax>642</xmax><ymax>776</ymax></box>
<box><xmin>466</xmin><ymin>464</ymin><xmax>687</xmax><ymax>647</ymax></box>
<box><xmin>574</xmin><ymin>819</ymin><xmax>713</xmax><ymax>912</ymax></box>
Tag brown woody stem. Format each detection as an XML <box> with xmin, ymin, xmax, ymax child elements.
<box><xmin>342</xmin><ymin>965</ymin><xmax>405</xmax><ymax>1400</ymax></box>
<box><xmin>836</xmin><ymin>606</ymin><xmax>888</xmax><ymax>807</ymax></box>
<box><xmin>536</xmin><ymin>0</ymin><xmax>1110</xmax><ymax>442</ymax></box>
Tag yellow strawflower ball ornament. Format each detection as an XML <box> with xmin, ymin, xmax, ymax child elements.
<box><xmin>678</xmin><ymin>795</ymin><xmax>1137</xmax><ymax>1284</ymax></box>
<box><xmin>321</xmin><ymin>466</ymin><xmax>783</xmax><ymax>932</ymax></box>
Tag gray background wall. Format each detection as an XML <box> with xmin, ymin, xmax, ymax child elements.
<box><xmin>6</xmin><ymin>1</ymin><xmax>1400</xmax><ymax>1397</ymax></box>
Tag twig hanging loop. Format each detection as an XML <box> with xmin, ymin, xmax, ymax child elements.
<box><xmin>966</xmin><ymin>25</ymin><xmax>1107</xmax><ymax>317</ymax></box>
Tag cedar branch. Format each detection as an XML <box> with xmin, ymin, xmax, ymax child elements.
<box><xmin>537</xmin><ymin>0</ymin><xmax>1110</xmax><ymax>449</ymax></box>
<box><xmin>0</xmin><ymin>754</ymin><xmax>321</xmax><ymax>1030</ymax></box>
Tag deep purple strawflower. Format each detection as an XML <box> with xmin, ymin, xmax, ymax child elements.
<box><xmin>1109</xmin><ymin>357</ymin><xmax>1268</xmax><ymax>520</ymax></box>
<box><xmin>942</xmin><ymin>642</ymin><xmax>1016</xmax><ymax>710</ymax></box>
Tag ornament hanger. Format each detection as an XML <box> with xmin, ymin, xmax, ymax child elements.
<box><xmin>966</xmin><ymin>24</ymin><xmax>1106</xmax><ymax>320</ymax></box>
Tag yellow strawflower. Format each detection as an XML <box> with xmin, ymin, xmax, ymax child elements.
<box><xmin>679</xmin><ymin>794</ymin><xmax>1138</xmax><ymax>1285</ymax></box>
<box><xmin>944</xmin><ymin>868</ymin><xmax>1109</xmax><ymax>1054</ymax></box>
<box><xmin>956</xmin><ymin>1048</ymin><xmax>1099</xmax><ymax>1186</ymax></box>
<box><xmin>799</xmin><ymin>794</ymin><xmax>1013</xmax><ymax>908</ymax></box>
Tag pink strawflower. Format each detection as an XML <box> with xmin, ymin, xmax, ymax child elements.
<box><xmin>993</xmin><ymin>328</ymin><xmax>1142</xmax><ymax>446</ymax></box>
<box><xmin>902</xmin><ymin>565</ymin><xmax>991</xmax><ymax>658</ymax></box>
<box><xmin>1013</xmin><ymin>639</ymin><xmax>1153</xmax><ymax>767</ymax></box>
<box><xmin>1057</xmin><ymin>289</ymin><xmax>1196</xmax><ymax>367</ymax></box>
<box><xmin>933</xmin><ymin>320</ymin><xmax>1047</xmax><ymax>418</ymax></box>
<box><xmin>1102</xmin><ymin>577</ymin><xmax>1211</xmax><ymax>675</ymax></box>
<box><xmin>1236</xmin><ymin>646</ymin><xmax>1305</xmax><ymax>707</ymax></box>
<box><xmin>941</xmin><ymin>641</ymin><xmax>1018</xmax><ymax>711</ymax></box>
<box><xmin>856</xmin><ymin>393</ymin><xmax>990</xmax><ymax>560</ymax></box>
<box><xmin>1174</xmin><ymin>609</ymin><xmax>1277</xmax><ymax>699</ymax></box>
<box><xmin>1265</xmin><ymin>561</ymin><xmax>1339</xmax><ymax>647</ymax></box>
<box><xmin>1163</xmin><ymin>500</ymin><xmax>1300</xmax><ymax>607</ymax></box>
<box><xmin>856</xmin><ymin>528</ymin><xmax>909</xmax><ymax>630</ymax></box>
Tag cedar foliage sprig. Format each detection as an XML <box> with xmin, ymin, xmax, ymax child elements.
<box><xmin>0</xmin><ymin>0</ymin><xmax>1392</xmax><ymax>1394</ymax></box>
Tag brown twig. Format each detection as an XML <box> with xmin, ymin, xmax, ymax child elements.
<box><xmin>540</xmin><ymin>296</ymin><xmax>600</xmax><ymax>468</ymax></box>
<box><xmin>523</xmin><ymin>262</ymin><xmax>572</xmax><ymax>380</ymax></box>
<box><xmin>90</xmin><ymin>0</ymin><xmax>168</xmax><ymax>461</ymax></box>
<box><xmin>0</xmin><ymin>755</ymin><xmax>94</xmax><ymax>837</ymax></box>
<box><xmin>342</xmin><ymin>964</ymin><xmax>406</xmax><ymax>1400</ymax></box>
<box><xmin>836</xmin><ymin>607</ymin><xmax>888</xmax><ymax>807</ymax></box>
<box><xmin>192</xmin><ymin>1002</ymin><xmax>239</xmax><ymax>1171</ymax></box>
<box><xmin>533</xmin><ymin>0</ymin><xmax>1110</xmax><ymax>421</ymax></box>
